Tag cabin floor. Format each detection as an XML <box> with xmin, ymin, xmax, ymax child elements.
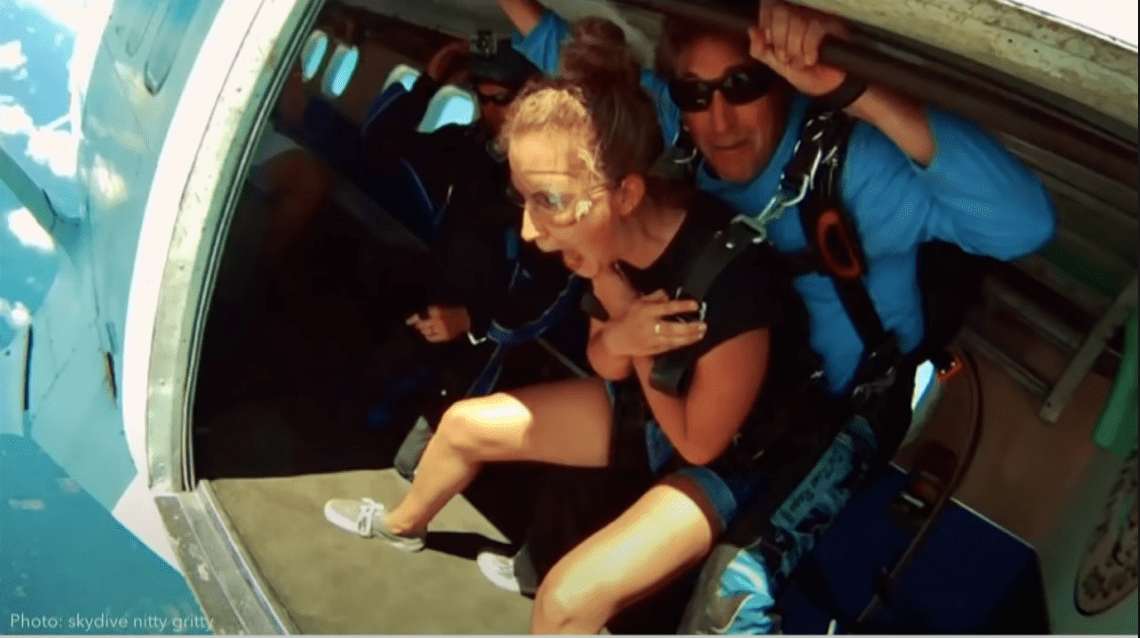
<box><xmin>209</xmin><ymin>470</ymin><xmax>534</xmax><ymax>634</ymax></box>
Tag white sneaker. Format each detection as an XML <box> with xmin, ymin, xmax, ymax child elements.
<box><xmin>477</xmin><ymin>550</ymin><xmax>522</xmax><ymax>593</ymax></box>
<box><xmin>323</xmin><ymin>497</ymin><xmax>426</xmax><ymax>552</ymax></box>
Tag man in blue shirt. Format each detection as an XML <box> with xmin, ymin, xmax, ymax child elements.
<box><xmin>478</xmin><ymin>0</ymin><xmax>1056</xmax><ymax>630</ymax></box>
<box><xmin>501</xmin><ymin>0</ymin><xmax>1054</xmax><ymax>397</ymax></box>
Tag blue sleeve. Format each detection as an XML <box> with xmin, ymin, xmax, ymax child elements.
<box><xmin>510</xmin><ymin>8</ymin><xmax>571</xmax><ymax>75</ymax></box>
<box><xmin>511</xmin><ymin>9</ymin><xmax>682</xmax><ymax>146</ymax></box>
<box><xmin>840</xmin><ymin>107</ymin><xmax>1056</xmax><ymax>262</ymax></box>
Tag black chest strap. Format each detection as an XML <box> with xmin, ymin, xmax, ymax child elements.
<box><xmin>649</xmin><ymin>219</ymin><xmax>766</xmax><ymax>396</ymax></box>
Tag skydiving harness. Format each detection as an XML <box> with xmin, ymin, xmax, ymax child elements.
<box><xmin>465</xmin><ymin>263</ymin><xmax>587</xmax><ymax>396</ymax></box>
<box><xmin>650</xmin><ymin>104</ymin><xmax>910</xmax><ymax>405</ymax></box>
<box><xmin>653</xmin><ymin>100</ymin><xmax>967</xmax><ymax>405</ymax></box>
<box><xmin>671</xmin><ymin>102</ymin><xmax>978</xmax><ymax>636</ymax></box>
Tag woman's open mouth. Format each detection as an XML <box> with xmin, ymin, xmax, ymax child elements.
<box><xmin>562</xmin><ymin>250</ymin><xmax>585</xmax><ymax>272</ymax></box>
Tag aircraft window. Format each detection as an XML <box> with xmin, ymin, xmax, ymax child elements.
<box><xmin>300</xmin><ymin>30</ymin><xmax>329</xmax><ymax>82</ymax></box>
<box><xmin>417</xmin><ymin>86</ymin><xmax>476</xmax><ymax>133</ymax></box>
<box><xmin>383</xmin><ymin>64</ymin><xmax>420</xmax><ymax>92</ymax></box>
<box><xmin>322</xmin><ymin>43</ymin><xmax>359</xmax><ymax>98</ymax></box>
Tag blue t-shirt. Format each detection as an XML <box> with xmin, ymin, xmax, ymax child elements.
<box><xmin>513</xmin><ymin>10</ymin><xmax>1056</xmax><ymax>395</ymax></box>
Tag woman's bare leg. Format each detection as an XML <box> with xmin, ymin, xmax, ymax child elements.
<box><xmin>530</xmin><ymin>474</ymin><xmax>721</xmax><ymax>634</ymax></box>
<box><xmin>384</xmin><ymin>377</ymin><xmax>613</xmax><ymax>535</ymax></box>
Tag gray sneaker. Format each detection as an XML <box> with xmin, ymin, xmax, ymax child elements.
<box><xmin>323</xmin><ymin>497</ymin><xmax>426</xmax><ymax>552</ymax></box>
<box><xmin>477</xmin><ymin>550</ymin><xmax>521</xmax><ymax>593</ymax></box>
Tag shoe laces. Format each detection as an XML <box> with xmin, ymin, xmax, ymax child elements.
<box><xmin>487</xmin><ymin>553</ymin><xmax>515</xmax><ymax>578</ymax></box>
<box><xmin>356</xmin><ymin>498</ymin><xmax>384</xmax><ymax>536</ymax></box>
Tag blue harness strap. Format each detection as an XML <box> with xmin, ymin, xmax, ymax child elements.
<box><xmin>466</xmin><ymin>271</ymin><xmax>586</xmax><ymax>397</ymax></box>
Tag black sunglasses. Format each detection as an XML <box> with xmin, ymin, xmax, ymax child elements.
<box><xmin>668</xmin><ymin>65</ymin><xmax>778</xmax><ymax>113</ymax></box>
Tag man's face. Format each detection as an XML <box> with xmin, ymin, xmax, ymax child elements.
<box><xmin>475</xmin><ymin>80</ymin><xmax>516</xmax><ymax>137</ymax></box>
<box><xmin>677</xmin><ymin>36</ymin><xmax>788</xmax><ymax>184</ymax></box>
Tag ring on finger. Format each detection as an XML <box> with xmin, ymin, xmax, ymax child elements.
<box><xmin>655</xmin><ymin>322</ymin><xmax>661</xmax><ymax>336</ymax></box>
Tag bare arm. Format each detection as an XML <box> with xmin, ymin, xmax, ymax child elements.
<box><xmin>749</xmin><ymin>0</ymin><xmax>934</xmax><ymax>166</ymax></box>
<box><xmin>633</xmin><ymin>328</ymin><xmax>770</xmax><ymax>466</ymax></box>
<box><xmin>495</xmin><ymin>0</ymin><xmax>544</xmax><ymax>36</ymax></box>
<box><xmin>587</xmin><ymin>318</ymin><xmax>634</xmax><ymax>381</ymax></box>
<box><xmin>587</xmin><ymin>274</ymin><xmax>706</xmax><ymax>382</ymax></box>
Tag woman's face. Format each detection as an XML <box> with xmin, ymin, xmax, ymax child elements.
<box><xmin>508</xmin><ymin>128</ymin><xmax>617</xmax><ymax>279</ymax></box>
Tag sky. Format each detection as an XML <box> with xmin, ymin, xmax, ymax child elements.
<box><xmin>1018</xmin><ymin>0</ymin><xmax>1138</xmax><ymax>47</ymax></box>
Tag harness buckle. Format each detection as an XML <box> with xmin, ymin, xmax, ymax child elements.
<box><xmin>732</xmin><ymin>213</ymin><xmax>771</xmax><ymax>244</ymax></box>
<box><xmin>850</xmin><ymin>366</ymin><xmax>897</xmax><ymax>404</ymax></box>
<box><xmin>849</xmin><ymin>337</ymin><xmax>903</xmax><ymax>405</ymax></box>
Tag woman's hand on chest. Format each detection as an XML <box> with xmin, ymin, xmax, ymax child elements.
<box><xmin>600</xmin><ymin>288</ymin><xmax>708</xmax><ymax>358</ymax></box>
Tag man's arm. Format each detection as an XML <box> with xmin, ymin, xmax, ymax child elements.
<box><xmin>750</xmin><ymin>0</ymin><xmax>1054</xmax><ymax>260</ymax></box>
<box><xmin>496</xmin><ymin>0</ymin><xmax>684</xmax><ymax>145</ymax></box>
<box><xmin>359</xmin><ymin>73</ymin><xmax>442</xmax><ymax>174</ymax></box>
<box><xmin>840</xmin><ymin>109</ymin><xmax>1055</xmax><ymax>262</ymax></box>
<box><xmin>496</xmin><ymin>0</ymin><xmax>544</xmax><ymax>36</ymax></box>
<box><xmin>749</xmin><ymin>0</ymin><xmax>935</xmax><ymax>165</ymax></box>
<box><xmin>359</xmin><ymin>40</ymin><xmax>469</xmax><ymax>173</ymax></box>
<box><xmin>429</xmin><ymin>212</ymin><xmax>512</xmax><ymax>337</ymax></box>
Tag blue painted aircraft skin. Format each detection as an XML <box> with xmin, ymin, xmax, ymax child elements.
<box><xmin>2</xmin><ymin>0</ymin><xmax>222</xmax><ymax>632</ymax></box>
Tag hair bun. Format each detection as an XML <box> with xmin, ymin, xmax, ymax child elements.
<box><xmin>560</xmin><ymin>17</ymin><xmax>640</xmax><ymax>88</ymax></box>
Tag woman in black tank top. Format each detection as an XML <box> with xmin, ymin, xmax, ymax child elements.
<box><xmin>321</xmin><ymin>18</ymin><xmax>819</xmax><ymax>634</ymax></box>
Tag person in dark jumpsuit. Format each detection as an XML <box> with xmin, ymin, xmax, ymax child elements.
<box><xmin>343</xmin><ymin>36</ymin><xmax>584</xmax><ymax>436</ymax></box>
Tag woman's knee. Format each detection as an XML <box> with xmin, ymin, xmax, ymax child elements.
<box><xmin>435</xmin><ymin>395</ymin><xmax>523</xmax><ymax>459</ymax></box>
<box><xmin>532</xmin><ymin>569</ymin><xmax>616</xmax><ymax>633</ymax></box>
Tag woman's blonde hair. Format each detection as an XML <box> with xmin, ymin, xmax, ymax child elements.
<box><xmin>500</xmin><ymin>17</ymin><xmax>688</xmax><ymax>206</ymax></box>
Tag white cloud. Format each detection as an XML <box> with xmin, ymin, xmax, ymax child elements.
<box><xmin>14</xmin><ymin>0</ymin><xmax>87</xmax><ymax>33</ymax></box>
<box><xmin>0</xmin><ymin>98</ymin><xmax>77</xmax><ymax>177</ymax></box>
<box><xmin>0</xmin><ymin>298</ymin><xmax>33</xmax><ymax>330</ymax></box>
<box><xmin>27</xmin><ymin>125</ymin><xmax>78</xmax><ymax>178</ymax></box>
<box><xmin>14</xmin><ymin>0</ymin><xmax>113</xmax><ymax>100</ymax></box>
<box><xmin>7</xmin><ymin>207</ymin><xmax>55</xmax><ymax>252</ymax></box>
<box><xmin>0</xmin><ymin>40</ymin><xmax>27</xmax><ymax>72</ymax></box>
<box><xmin>0</xmin><ymin>99</ymin><xmax>34</xmax><ymax>135</ymax></box>
<box><xmin>7</xmin><ymin>1</ymin><xmax>114</xmax><ymax>183</ymax></box>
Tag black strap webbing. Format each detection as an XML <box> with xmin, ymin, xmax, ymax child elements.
<box><xmin>676</xmin><ymin>221</ymin><xmax>760</xmax><ymax>301</ymax></box>
<box><xmin>793</xmin><ymin>108</ymin><xmax>899</xmax><ymax>386</ymax></box>
<box><xmin>648</xmin><ymin>220</ymin><xmax>759</xmax><ymax>396</ymax></box>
